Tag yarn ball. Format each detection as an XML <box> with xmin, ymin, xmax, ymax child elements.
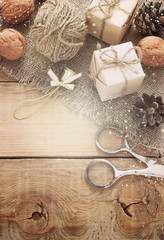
<box><xmin>30</xmin><ymin>0</ymin><xmax>88</xmax><ymax>63</ymax></box>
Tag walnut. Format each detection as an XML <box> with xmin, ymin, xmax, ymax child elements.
<box><xmin>0</xmin><ymin>28</ymin><xmax>26</xmax><ymax>60</ymax></box>
<box><xmin>0</xmin><ymin>0</ymin><xmax>35</xmax><ymax>24</ymax></box>
<box><xmin>138</xmin><ymin>36</ymin><xmax>164</xmax><ymax>67</ymax></box>
<box><xmin>0</xmin><ymin>16</ymin><xmax>2</xmax><ymax>30</ymax></box>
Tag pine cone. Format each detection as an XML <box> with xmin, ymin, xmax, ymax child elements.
<box><xmin>134</xmin><ymin>1</ymin><xmax>164</xmax><ymax>36</ymax></box>
<box><xmin>132</xmin><ymin>93</ymin><xmax>164</xmax><ymax>129</ymax></box>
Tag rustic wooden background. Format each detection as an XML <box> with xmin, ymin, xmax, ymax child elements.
<box><xmin>0</xmin><ymin>69</ymin><xmax>164</xmax><ymax>240</ymax></box>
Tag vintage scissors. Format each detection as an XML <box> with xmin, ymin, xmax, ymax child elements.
<box><xmin>86</xmin><ymin>125</ymin><xmax>164</xmax><ymax>189</ymax></box>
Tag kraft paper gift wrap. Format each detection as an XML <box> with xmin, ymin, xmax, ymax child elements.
<box><xmin>90</xmin><ymin>41</ymin><xmax>145</xmax><ymax>102</ymax></box>
<box><xmin>86</xmin><ymin>0</ymin><xmax>138</xmax><ymax>45</ymax></box>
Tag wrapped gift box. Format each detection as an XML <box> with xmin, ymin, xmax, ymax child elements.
<box><xmin>90</xmin><ymin>41</ymin><xmax>145</xmax><ymax>102</ymax></box>
<box><xmin>86</xmin><ymin>0</ymin><xmax>138</xmax><ymax>45</ymax></box>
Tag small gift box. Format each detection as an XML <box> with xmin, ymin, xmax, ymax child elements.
<box><xmin>86</xmin><ymin>0</ymin><xmax>138</xmax><ymax>45</ymax></box>
<box><xmin>90</xmin><ymin>41</ymin><xmax>145</xmax><ymax>102</ymax></box>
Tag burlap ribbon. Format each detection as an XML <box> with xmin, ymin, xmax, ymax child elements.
<box><xmin>95</xmin><ymin>45</ymin><xmax>142</xmax><ymax>97</ymax></box>
<box><xmin>88</xmin><ymin>0</ymin><xmax>130</xmax><ymax>39</ymax></box>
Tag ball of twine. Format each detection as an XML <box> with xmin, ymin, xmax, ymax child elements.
<box><xmin>30</xmin><ymin>0</ymin><xmax>88</xmax><ymax>63</ymax></box>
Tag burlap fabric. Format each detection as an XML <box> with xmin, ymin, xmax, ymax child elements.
<box><xmin>0</xmin><ymin>0</ymin><xmax>164</xmax><ymax>161</ymax></box>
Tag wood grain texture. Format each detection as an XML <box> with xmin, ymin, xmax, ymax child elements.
<box><xmin>0</xmin><ymin>159</ymin><xmax>164</xmax><ymax>240</ymax></box>
<box><xmin>0</xmin><ymin>82</ymin><xmax>150</xmax><ymax>157</ymax></box>
<box><xmin>0</xmin><ymin>69</ymin><xmax>17</xmax><ymax>82</ymax></box>
<box><xmin>1</xmin><ymin>70</ymin><xmax>162</xmax><ymax>240</ymax></box>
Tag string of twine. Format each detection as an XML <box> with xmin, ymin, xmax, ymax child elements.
<box><xmin>13</xmin><ymin>86</ymin><xmax>61</xmax><ymax>120</ymax></box>
<box><xmin>13</xmin><ymin>66</ymin><xmax>82</xmax><ymax>120</ymax></box>
<box><xmin>88</xmin><ymin>0</ymin><xmax>130</xmax><ymax>39</ymax></box>
<box><xmin>98</xmin><ymin>0</ymin><xmax>130</xmax><ymax>17</ymax></box>
<box><xmin>93</xmin><ymin>45</ymin><xmax>142</xmax><ymax>97</ymax></box>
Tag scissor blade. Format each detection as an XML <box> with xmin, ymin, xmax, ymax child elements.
<box><xmin>145</xmin><ymin>163</ymin><xmax>164</xmax><ymax>178</ymax></box>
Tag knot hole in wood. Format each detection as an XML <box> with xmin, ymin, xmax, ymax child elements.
<box><xmin>31</xmin><ymin>211</ymin><xmax>42</xmax><ymax>221</ymax></box>
<box><xmin>114</xmin><ymin>179</ymin><xmax>163</xmax><ymax>239</ymax></box>
<box><xmin>17</xmin><ymin>200</ymin><xmax>50</xmax><ymax>235</ymax></box>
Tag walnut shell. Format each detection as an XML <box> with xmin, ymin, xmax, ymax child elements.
<box><xmin>1</xmin><ymin>0</ymin><xmax>35</xmax><ymax>24</ymax></box>
<box><xmin>138</xmin><ymin>36</ymin><xmax>164</xmax><ymax>67</ymax></box>
<box><xmin>0</xmin><ymin>28</ymin><xmax>26</xmax><ymax>60</ymax></box>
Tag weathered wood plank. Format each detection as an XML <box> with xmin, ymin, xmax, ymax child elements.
<box><xmin>0</xmin><ymin>158</ymin><xmax>164</xmax><ymax>240</ymax></box>
<box><xmin>0</xmin><ymin>83</ymin><xmax>149</xmax><ymax>157</ymax></box>
<box><xmin>0</xmin><ymin>69</ymin><xmax>17</xmax><ymax>82</ymax></box>
<box><xmin>0</xmin><ymin>83</ymin><xmax>107</xmax><ymax>157</ymax></box>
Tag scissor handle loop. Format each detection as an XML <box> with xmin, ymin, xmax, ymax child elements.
<box><xmin>85</xmin><ymin>159</ymin><xmax>121</xmax><ymax>189</ymax></box>
<box><xmin>95</xmin><ymin>125</ymin><xmax>127</xmax><ymax>154</ymax></box>
<box><xmin>95</xmin><ymin>125</ymin><xmax>156</xmax><ymax>166</ymax></box>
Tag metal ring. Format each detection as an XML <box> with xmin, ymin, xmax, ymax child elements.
<box><xmin>85</xmin><ymin>159</ymin><xmax>116</xmax><ymax>189</ymax></box>
<box><xmin>95</xmin><ymin>125</ymin><xmax>126</xmax><ymax>154</ymax></box>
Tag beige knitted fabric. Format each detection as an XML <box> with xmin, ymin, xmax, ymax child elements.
<box><xmin>0</xmin><ymin>0</ymin><xmax>164</xmax><ymax>161</ymax></box>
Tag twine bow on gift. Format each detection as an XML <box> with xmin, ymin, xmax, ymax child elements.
<box><xmin>94</xmin><ymin>45</ymin><xmax>142</xmax><ymax>97</ymax></box>
<box><xmin>98</xmin><ymin>0</ymin><xmax>129</xmax><ymax>17</ymax></box>
<box><xmin>13</xmin><ymin>67</ymin><xmax>82</xmax><ymax>120</ymax></box>
<box><xmin>88</xmin><ymin>0</ymin><xmax>130</xmax><ymax>39</ymax></box>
